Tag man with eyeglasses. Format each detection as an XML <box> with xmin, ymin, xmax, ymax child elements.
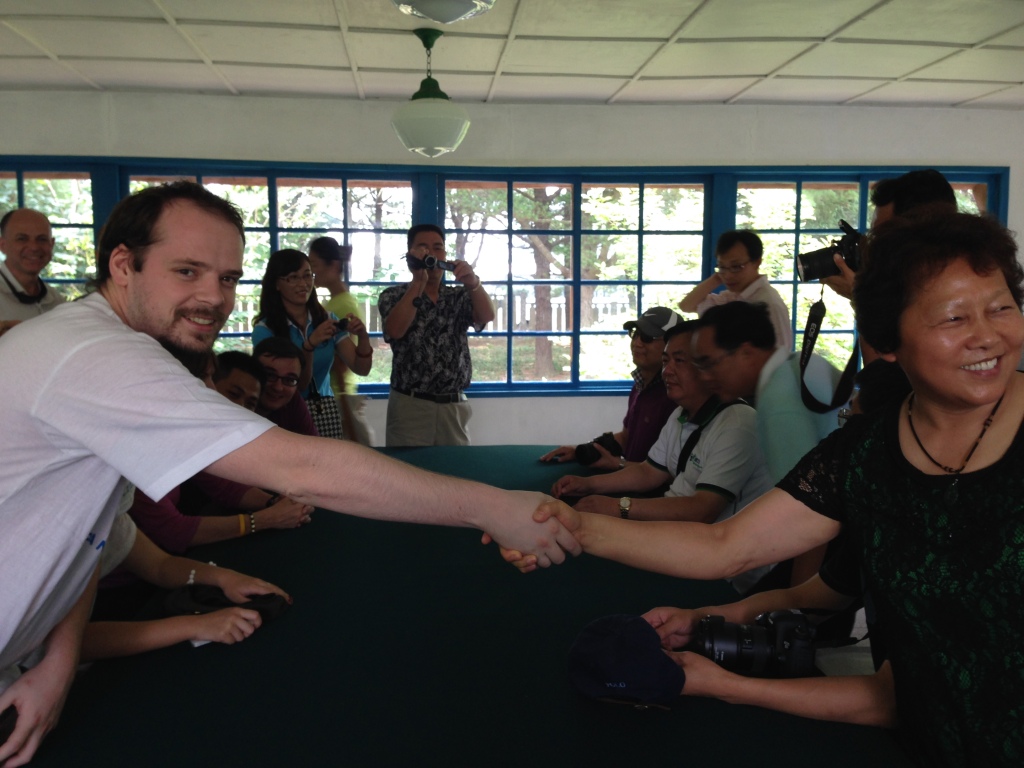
<box><xmin>692</xmin><ymin>300</ymin><xmax>842</xmax><ymax>587</ymax></box>
<box><xmin>0</xmin><ymin>208</ymin><xmax>66</xmax><ymax>337</ymax></box>
<box><xmin>678</xmin><ymin>230</ymin><xmax>792</xmax><ymax>352</ymax></box>
<box><xmin>540</xmin><ymin>307</ymin><xmax>681</xmax><ymax>470</ymax></box>
<box><xmin>253</xmin><ymin>336</ymin><xmax>319</xmax><ymax>437</ymax></box>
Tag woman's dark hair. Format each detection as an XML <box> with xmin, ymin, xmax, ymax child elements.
<box><xmin>255</xmin><ymin>249</ymin><xmax>328</xmax><ymax>337</ymax></box>
<box><xmin>95</xmin><ymin>181</ymin><xmax>245</xmax><ymax>286</ymax></box>
<box><xmin>854</xmin><ymin>209</ymin><xmax>1023</xmax><ymax>354</ymax></box>
<box><xmin>308</xmin><ymin>236</ymin><xmax>352</xmax><ymax>282</ymax></box>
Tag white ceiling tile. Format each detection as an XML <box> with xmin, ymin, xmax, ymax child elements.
<box><xmin>504</xmin><ymin>39</ymin><xmax>660</xmax><ymax>77</ymax></box>
<box><xmin>0</xmin><ymin>0</ymin><xmax>159</xmax><ymax>18</ymax></box>
<box><xmin>839</xmin><ymin>0</ymin><xmax>1024</xmax><ymax>44</ymax></box>
<box><xmin>646</xmin><ymin>41</ymin><xmax>813</xmax><ymax>78</ymax></box>
<box><xmin>849</xmin><ymin>80</ymin><xmax>1008</xmax><ymax>105</ymax></box>
<box><xmin>0</xmin><ymin>24</ymin><xmax>43</xmax><ymax>55</ymax></box>
<box><xmin>912</xmin><ymin>49</ymin><xmax>1024</xmax><ymax>83</ymax></box>
<box><xmin>0</xmin><ymin>57</ymin><xmax>88</xmax><ymax>87</ymax></box>
<box><xmin>219</xmin><ymin>63</ymin><xmax>359</xmax><ymax>97</ymax></box>
<box><xmin>70</xmin><ymin>59</ymin><xmax>228</xmax><ymax>91</ymax></box>
<box><xmin>9</xmin><ymin>19</ymin><xmax>198</xmax><ymax>59</ymax></box>
<box><xmin>984</xmin><ymin>25</ymin><xmax>1024</xmax><ymax>47</ymax></box>
<box><xmin>963</xmin><ymin>84</ymin><xmax>1024</xmax><ymax>107</ymax></box>
<box><xmin>615</xmin><ymin>77</ymin><xmax>760</xmax><ymax>103</ymax></box>
<box><xmin>349</xmin><ymin>30</ymin><xmax>502</xmax><ymax>71</ymax></box>
<box><xmin>181</xmin><ymin>23</ymin><xmax>349</xmax><ymax>67</ymax></box>
<box><xmin>160</xmin><ymin>0</ymin><xmax>341</xmax><ymax>26</ymax></box>
<box><xmin>736</xmin><ymin>76</ymin><xmax>888</xmax><ymax>103</ymax></box>
<box><xmin>779</xmin><ymin>41</ymin><xmax>961</xmax><ymax>78</ymax></box>
<box><xmin>490</xmin><ymin>74</ymin><xmax>626</xmax><ymax>102</ymax></box>
<box><xmin>513</xmin><ymin>0</ymin><xmax>704</xmax><ymax>38</ymax></box>
<box><xmin>681</xmin><ymin>0</ymin><xmax>880</xmax><ymax>38</ymax></box>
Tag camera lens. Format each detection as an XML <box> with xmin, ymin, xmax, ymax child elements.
<box><xmin>797</xmin><ymin>246</ymin><xmax>841</xmax><ymax>282</ymax></box>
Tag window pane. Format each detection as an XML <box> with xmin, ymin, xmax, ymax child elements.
<box><xmin>643</xmin><ymin>184</ymin><xmax>704</xmax><ymax>231</ymax></box>
<box><xmin>470</xmin><ymin>337</ymin><xmax>509</xmax><ymax>384</ymax></box>
<box><xmin>0</xmin><ymin>172</ymin><xmax>18</xmax><ymax>211</ymax></box>
<box><xmin>349</xmin><ymin>232</ymin><xmax>411</xmax><ymax>282</ymax></box>
<box><xmin>225</xmin><ymin>282</ymin><xmax>260</xmax><ymax>338</ymax></box>
<box><xmin>278</xmin><ymin>230</ymin><xmax>341</xmax><ymax>254</ymax></box>
<box><xmin>800</xmin><ymin>183</ymin><xmax>860</xmax><ymax>230</ymax></box>
<box><xmin>23</xmin><ymin>172</ymin><xmax>93</xmax><ymax>224</ymax></box>
<box><xmin>50</xmin><ymin>226</ymin><xmax>95</xmax><ymax>282</ymax></box>
<box><xmin>512</xmin><ymin>183</ymin><xmax>572</xmax><ymax>230</ymax></box>
<box><xmin>513</xmin><ymin>234</ymin><xmax>570</xmax><ymax>281</ymax></box>
<box><xmin>953</xmin><ymin>183</ymin><xmax>984</xmax><ymax>214</ymax></box>
<box><xmin>581</xmin><ymin>284</ymin><xmax>636</xmax><ymax>331</ymax></box>
<box><xmin>452</xmin><ymin>231</ymin><xmax>509</xmax><ymax>281</ymax></box>
<box><xmin>641</xmin><ymin>284</ymin><xmax>686</xmax><ymax>314</ymax></box>
<box><xmin>736</xmin><ymin>182</ymin><xmax>796</xmax><ymax>230</ymax></box>
<box><xmin>511</xmin><ymin>284</ymin><xmax>572</xmax><ymax>333</ymax></box>
<box><xmin>129</xmin><ymin>175</ymin><xmax>196</xmax><ymax>193</ymax></box>
<box><xmin>762</xmin><ymin>233</ymin><xmax>797</xmax><ymax>282</ymax></box>
<box><xmin>580</xmin><ymin>333</ymin><xmax>632</xmax><ymax>381</ymax></box>
<box><xmin>350</xmin><ymin>284</ymin><xmax>398</xmax><ymax>335</ymax></box>
<box><xmin>582</xmin><ymin>184</ymin><xmax>639</xmax><ymax>231</ymax></box>
<box><xmin>446</xmin><ymin>180</ymin><xmax>508</xmax><ymax>230</ymax></box>
<box><xmin>277</xmin><ymin>179</ymin><xmax>343</xmax><ymax>229</ymax></box>
<box><xmin>348</xmin><ymin>181</ymin><xmax>412</xmax><ymax>230</ymax></box>
<box><xmin>204</xmin><ymin>177</ymin><xmax>268</xmax><ymax>228</ymax></box>
<box><xmin>796</xmin><ymin>283</ymin><xmax>855</xmax><ymax>371</ymax></box>
<box><xmin>512</xmin><ymin>335</ymin><xmax>572</xmax><ymax>383</ymax></box>
<box><xmin>243</xmin><ymin>232</ymin><xmax>271</xmax><ymax>283</ymax></box>
<box><xmin>583</xmin><ymin>234</ymin><xmax>637</xmax><ymax>280</ymax></box>
<box><xmin>360</xmin><ymin>338</ymin><xmax>392</xmax><ymax>386</ymax></box>
<box><xmin>642</xmin><ymin>234</ymin><xmax>703</xmax><ymax>281</ymax></box>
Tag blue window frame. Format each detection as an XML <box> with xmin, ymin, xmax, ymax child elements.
<box><xmin>1</xmin><ymin>157</ymin><xmax>1007</xmax><ymax>396</ymax></box>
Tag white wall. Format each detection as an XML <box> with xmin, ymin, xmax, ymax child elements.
<box><xmin>3</xmin><ymin>91</ymin><xmax>1021</xmax><ymax>444</ymax></box>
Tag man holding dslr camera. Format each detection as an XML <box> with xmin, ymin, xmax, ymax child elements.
<box><xmin>378</xmin><ymin>224</ymin><xmax>495</xmax><ymax>447</ymax></box>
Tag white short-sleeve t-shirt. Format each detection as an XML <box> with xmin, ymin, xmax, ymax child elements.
<box><xmin>0</xmin><ymin>293</ymin><xmax>273</xmax><ymax>674</ymax></box>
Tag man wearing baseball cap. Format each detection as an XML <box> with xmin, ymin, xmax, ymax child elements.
<box><xmin>540</xmin><ymin>307</ymin><xmax>681</xmax><ymax>471</ymax></box>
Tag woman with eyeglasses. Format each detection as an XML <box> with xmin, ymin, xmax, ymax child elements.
<box><xmin>252</xmin><ymin>249</ymin><xmax>373</xmax><ymax>438</ymax></box>
<box><xmin>678</xmin><ymin>229</ymin><xmax>792</xmax><ymax>352</ymax></box>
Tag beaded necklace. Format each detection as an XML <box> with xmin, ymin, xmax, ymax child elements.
<box><xmin>906</xmin><ymin>392</ymin><xmax>1004</xmax><ymax>474</ymax></box>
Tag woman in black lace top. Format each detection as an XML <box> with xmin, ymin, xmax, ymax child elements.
<box><xmin>516</xmin><ymin>210</ymin><xmax>1024</xmax><ymax>767</ymax></box>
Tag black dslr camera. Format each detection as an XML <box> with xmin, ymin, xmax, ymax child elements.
<box><xmin>334</xmin><ymin>317</ymin><xmax>349</xmax><ymax>333</ymax></box>
<box><xmin>796</xmin><ymin>219</ymin><xmax>863</xmax><ymax>282</ymax></box>
<box><xmin>689</xmin><ymin>610</ymin><xmax>816</xmax><ymax>678</ymax></box>
<box><xmin>575</xmin><ymin>432</ymin><xmax>623</xmax><ymax>466</ymax></box>
<box><xmin>406</xmin><ymin>253</ymin><xmax>457</xmax><ymax>272</ymax></box>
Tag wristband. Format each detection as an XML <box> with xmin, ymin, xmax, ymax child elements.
<box><xmin>238</xmin><ymin>513</ymin><xmax>246</xmax><ymax>536</ymax></box>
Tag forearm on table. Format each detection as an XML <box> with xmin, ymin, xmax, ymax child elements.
<box><xmin>697</xmin><ymin>574</ymin><xmax>853</xmax><ymax>626</ymax></box>
<box><xmin>585</xmin><ymin>463</ymin><xmax>667</xmax><ymax>495</ymax></box>
<box><xmin>577</xmin><ymin>489</ymin><xmax>838</xmax><ymax>580</ymax></box>
<box><xmin>627</xmin><ymin>490</ymin><xmax>726</xmax><ymax>523</ymax></box>
<box><xmin>81</xmin><ymin>616</ymin><xmax>201</xmax><ymax>661</ymax></box>
<box><xmin>192</xmin><ymin>514</ymin><xmax>248</xmax><ymax>546</ymax></box>
<box><xmin>703</xmin><ymin>663</ymin><xmax>896</xmax><ymax>728</ymax></box>
<box><xmin>43</xmin><ymin>567</ymin><xmax>98</xmax><ymax>670</ymax></box>
<box><xmin>208</xmin><ymin>429</ymin><xmax>508</xmax><ymax>529</ymax></box>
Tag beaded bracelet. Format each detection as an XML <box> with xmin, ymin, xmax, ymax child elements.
<box><xmin>249</xmin><ymin>512</ymin><xmax>257</xmax><ymax>535</ymax></box>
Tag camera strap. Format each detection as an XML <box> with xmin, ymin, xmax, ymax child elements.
<box><xmin>676</xmin><ymin>399</ymin><xmax>744</xmax><ymax>477</ymax></box>
<box><xmin>799</xmin><ymin>288</ymin><xmax>858</xmax><ymax>414</ymax></box>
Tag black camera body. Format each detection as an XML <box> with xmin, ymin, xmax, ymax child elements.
<box><xmin>576</xmin><ymin>432</ymin><xmax>623</xmax><ymax>466</ymax></box>
<box><xmin>797</xmin><ymin>219</ymin><xmax>863</xmax><ymax>282</ymax></box>
<box><xmin>407</xmin><ymin>253</ymin><xmax>457</xmax><ymax>272</ymax></box>
<box><xmin>334</xmin><ymin>317</ymin><xmax>349</xmax><ymax>333</ymax></box>
<box><xmin>689</xmin><ymin>610</ymin><xmax>816</xmax><ymax>678</ymax></box>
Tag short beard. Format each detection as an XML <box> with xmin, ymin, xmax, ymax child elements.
<box><xmin>160</xmin><ymin>338</ymin><xmax>215</xmax><ymax>380</ymax></box>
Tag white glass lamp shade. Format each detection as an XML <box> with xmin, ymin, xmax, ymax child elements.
<box><xmin>391</xmin><ymin>96</ymin><xmax>471</xmax><ymax>158</ymax></box>
<box><xmin>391</xmin><ymin>0</ymin><xmax>496</xmax><ymax>24</ymax></box>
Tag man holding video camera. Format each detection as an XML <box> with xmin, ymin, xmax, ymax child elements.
<box><xmin>378</xmin><ymin>224</ymin><xmax>495</xmax><ymax>447</ymax></box>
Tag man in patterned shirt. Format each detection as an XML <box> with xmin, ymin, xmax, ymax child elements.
<box><xmin>377</xmin><ymin>224</ymin><xmax>495</xmax><ymax>446</ymax></box>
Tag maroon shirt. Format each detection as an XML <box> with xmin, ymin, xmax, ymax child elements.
<box><xmin>621</xmin><ymin>370</ymin><xmax>676</xmax><ymax>462</ymax></box>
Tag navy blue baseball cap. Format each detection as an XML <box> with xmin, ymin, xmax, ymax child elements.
<box><xmin>568</xmin><ymin>614</ymin><xmax>686</xmax><ymax>708</ymax></box>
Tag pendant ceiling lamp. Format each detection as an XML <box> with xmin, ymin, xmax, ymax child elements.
<box><xmin>390</xmin><ymin>28</ymin><xmax>470</xmax><ymax>159</ymax></box>
<box><xmin>391</xmin><ymin>0</ymin><xmax>496</xmax><ymax>25</ymax></box>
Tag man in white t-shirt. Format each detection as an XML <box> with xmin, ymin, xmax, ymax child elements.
<box><xmin>549</xmin><ymin>322</ymin><xmax>774</xmax><ymax>592</ymax></box>
<box><xmin>0</xmin><ymin>182</ymin><xmax>578</xmax><ymax>766</ymax></box>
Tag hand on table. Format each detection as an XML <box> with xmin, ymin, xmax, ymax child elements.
<box><xmin>663</xmin><ymin>650</ymin><xmax>731</xmax><ymax>698</ymax></box>
<box><xmin>539</xmin><ymin>445</ymin><xmax>575</xmax><ymax>463</ymax></box>
<box><xmin>0</xmin><ymin>651</ymin><xmax>76</xmax><ymax>767</ymax></box>
<box><xmin>573</xmin><ymin>495</ymin><xmax>619</xmax><ymax>516</ymax></box>
<box><xmin>214</xmin><ymin>568</ymin><xmax>291</xmax><ymax>605</ymax></box>
<box><xmin>256</xmin><ymin>498</ymin><xmax>314</xmax><ymax>530</ymax></box>
<box><xmin>550</xmin><ymin>474</ymin><xmax>592</xmax><ymax>499</ymax></box>
<box><xmin>586</xmin><ymin>441</ymin><xmax>623</xmax><ymax>472</ymax></box>
<box><xmin>189</xmin><ymin>607</ymin><xmax>263</xmax><ymax>645</ymax></box>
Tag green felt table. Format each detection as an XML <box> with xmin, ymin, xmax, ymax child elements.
<box><xmin>31</xmin><ymin>446</ymin><xmax>911</xmax><ymax>767</ymax></box>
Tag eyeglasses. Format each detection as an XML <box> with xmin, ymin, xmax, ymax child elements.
<box><xmin>262</xmin><ymin>370</ymin><xmax>299</xmax><ymax>388</ymax></box>
<box><xmin>715</xmin><ymin>261</ymin><xmax>751</xmax><ymax>274</ymax></box>
<box><xmin>692</xmin><ymin>349</ymin><xmax>735</xmax><ymax>372</ymax></box>
<box><xmin>279</xmin><ymin>271</ymin><xmax>314</xmax><ymax>286</ymax></box>
<box><xmin>628</xmin><ymin>328</ymin><xmax>658</xmax><ymax>344</ymax></box>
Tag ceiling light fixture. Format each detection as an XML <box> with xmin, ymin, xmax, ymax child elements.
<box><xmin>390</xmin><ymin>0</ymin><xmax>496</xmax><ymax>25</ymax></box>
<box><xmin>390</xmin><ymin>28</ymin><xmax>470</xmax><ymax>159</ymax></box>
